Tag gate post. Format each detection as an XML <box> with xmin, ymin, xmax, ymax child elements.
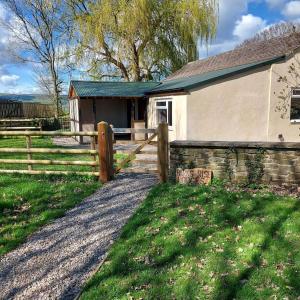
<box><xmin>158</xmin><ymin>123</ymin><xmax>169</xmax><ymax>183</ymax></box>
<box><xmin>98</xmin><ymin>121</ymin><xmax>114</xmax><ymax>183</ymax></box>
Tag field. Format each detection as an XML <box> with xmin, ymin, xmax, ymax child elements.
<box><xmin>0</xmin><ymin>137</ymin><xmax>100</xmax><ymax>256</ymax></box>
<box><xmin>81</xmin><ymin>182</ymin><xmax>300</xmax><ymax>299</ymax></box>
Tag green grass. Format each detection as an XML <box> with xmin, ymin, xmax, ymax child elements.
<box><xmin>0</xmin><ymin>136</ymin><xmax>95</xmax><ymax>172</ymax></box>
<box><xmin>81</xmin><ymin>182</ymin><xmax>300</xmax><ymax>300</ymax></box>
<box><xmin>0</xmin><ymin>137</ymin><xmax>101</xmax><ymax>256</ymax></box>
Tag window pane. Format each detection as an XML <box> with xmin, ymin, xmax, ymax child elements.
<box><xmin>291</xmin><ymin>98</ymin><xmax>300</xmax><ymax>119</ymax></box>
<box><xmin>156</xmin><ymin>102</ymin><xmax>166</xmax><ymax>107</ymax></box>
<box><xmin>168</xmin><ymin>101</ymin><xmax>172</xmax><ymax>126</ymax></box>
<box><xmin>293</xmin><ymin>89</ymin><xmax>300</xmax><ymax>96</ymax></box>
<box><xmin>157</xmin><ymin>109</ymin><xmax>167</xmax><ymax>124</ymax></box>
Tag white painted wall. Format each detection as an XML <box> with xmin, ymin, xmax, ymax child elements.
<box><xmin>186</xmin><ymin>65</ymin><xmax>271</xmax><ymax>141</ymax></box>
<box><xmin>69</xmin><ymin>98</ymin><xmax>80</xmax><ymax>141</ymax></box>
<box><xmin>148</xmin><ymin>94</ymin><xmax>188</xmax><ymax>141</ymax></box>
<box><xmin>267</xmin><ymin>51</ymin><xmax>300</xmax><ymax>142</ymax></box>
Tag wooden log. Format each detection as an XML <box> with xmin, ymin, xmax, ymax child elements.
<box><xmin>157</xmin><ymin>123</ymin><xmax>169</xmax><ymax>183</ymax></box>
<box><xmin>110</xmin><ymin>124</ymin><xmax>115</xmax><ymax>142</ymax></box>
<box><xmin>0</xmin><ymin>131</ymin><xmax>97</xmax><ymax>136</ymax></box>
<box><xmin>0</xmin><ymin>126</ymin><xmax>42</xmax><ymax>130</ymax></box>
<box><xmin>0</xmin><ymin>148</ymin><xmax>97</xmax><ymax>154</ymax></box>
<box><xmin>0</xmin><ymin>116</ymin><xmax>69</xmax><ymax>122</ymax></box>
<box><xmin>0</xmin><ymin>159</ymin><xmax>99</xmax><ymax>166</ymax></box>
<box><xmin>98</xmin><ymin>122</ymin><xmax>114</xmax><ymax>183</ymax></box>
<box><xmin>0</xmin><ymin>169</ymin><xmax>99</xmax><ymax>176</ymax></box>
<box><xmin>112</xmin><ymin>128</ymin><xmax>156</xmax><ymax>134</ymax></box>
<box><xmin>26</xmin><ymin>135</ymin><xmax>32</xmax><ymax>171</ymax></box>
<box><xmin>90</xmin><ymin>135</ymin><xmax>97</xmax><ymax>172</ymax></box>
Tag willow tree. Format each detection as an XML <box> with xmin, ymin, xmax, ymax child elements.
<box><xmin>74</xmin><ymin>0</ymin><xmax>218</xmax><ymax>81</ymax></box>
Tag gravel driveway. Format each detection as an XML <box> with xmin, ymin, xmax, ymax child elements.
<box><xmin>0</xmin><ymin>173</ymin><xmax>157</xmax><ymax>300</ymax></box>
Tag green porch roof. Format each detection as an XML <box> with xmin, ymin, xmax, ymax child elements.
<box><xmin>147</xmin><ymin>56</ymin><xmax>285</xmax><ymax>94</ymax></box>
<box><xmin>70</xmin><ymin>80</ymin><xmax>159</xmax><ymax>98</ymax></box>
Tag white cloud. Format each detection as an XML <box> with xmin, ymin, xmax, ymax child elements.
<box><xmin>217</xmin><ymin>0</ymin><xmax>249</xmax><ymax>41</ymax></box>
<box><xmin>201</xmin><ymin>0</ymin><xmax>269</xmax><ymax>58</ymax></box>
<box><xmin>266</xmin><ymin>0</ymin><xmax>287</xmax><ymax>9</ymax></box>
<box><xmin>282</xmin><ymin>1</ymin><xmax>300</xmax><ymax>19</ymax></box>
<box><xmin>233</xmin><ymin>14</ymin><xmax>267</xmax><ymax>40</ymax></box>
<box><xmin>0</xmin><ymin>74</ymin><xmax>20</xmax><ymax>86</ymax></box>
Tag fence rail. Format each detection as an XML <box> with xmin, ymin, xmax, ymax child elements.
<box><xmin>0</xmin><ymin>148</ymin><xmax>97</xmax><ymax>154</ymax></box>
<box><xmin>0</xmin><ymin>123</ymin><xmax>168</xmax><ymax>182</ymax></box>
<box><xmin>0</xmin><ymin>131</ymin><xmax>97</xmax><ymax>136</ymax></box>
<box><xmin>0</xmin><ymin>117</ymin><xmax>70</xmax><ymax>131</ymax></box>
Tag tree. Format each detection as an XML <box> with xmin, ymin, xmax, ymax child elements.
<box><xmin>237</xmin><ymin>21</ymin><xmax>300</xmax><ymax>48</ymax></box>
<box><xmin>72</xmin><ymin>0</ymin><xmax>218</xmax><ymax>81</ymax></box>
<box><xmin>1</xmin><ymin>0</ymin><xmax>71</xmax><ymax>117</ymax></box>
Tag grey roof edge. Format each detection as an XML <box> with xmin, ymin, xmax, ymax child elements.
<box><xmin>147</xmin><ymin>55</ymin><xmax>286</xmax><ymax>95</ymax></box>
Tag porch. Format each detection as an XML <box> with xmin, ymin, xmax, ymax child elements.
<box><xmin>68</xmin><ymin>80</ymin><xmax>159</xmax><ymax>143</ymax></box>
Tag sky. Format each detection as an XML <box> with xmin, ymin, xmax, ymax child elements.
<box><xmin>0</xmin><ymin>0</ymin><xmax>300</xmax><ymax>94</ymax></box>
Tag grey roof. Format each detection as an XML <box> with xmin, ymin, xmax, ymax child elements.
<box><xmin>166</xmin><ymin>32</ymin><xmax>300</xmax><ymax>81</ymax></box>
<box><xmin>148</xmin><ymin>56</ymin><xmax>285</xmax><ymax>94</ymax></box>
<box><xmin>70</xmin><ymin>80</ymin><xmax>159</xmax><ymax>98</ymax></box>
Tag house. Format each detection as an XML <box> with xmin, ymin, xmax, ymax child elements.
<box><xmin>69</xmin><ymin>33</ymin><xmax>300</xmax><ymax>143</ymax></box>
<box><xmin>68</xmin><ymin>81</ymin><xmax>159</xmax><ymax>142</ymax></box>
<box><xmin>147</xmin><ymin>33</ymin><xmax>300</xmax><ymax>142</ymax></box>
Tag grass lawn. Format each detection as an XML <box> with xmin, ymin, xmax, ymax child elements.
<box><xmin>81</xmin><ymin>182</ymin><xmax>300</xmax><ymax>300</ymax></box>
<box><xmin>0</xmin><ymin>137</ymin><xmax>101</xmax><ymax>256</ymax></box>
<box><xmin>0</xmin><ymin>136</ymin><xmax>96</xmax><ymax>172</ymax></box>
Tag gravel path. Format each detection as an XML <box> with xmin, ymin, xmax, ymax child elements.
<box><xmin>0</xmin><ymin>173</ymin><xmax>157</xmax><ymax>300</ymax></box>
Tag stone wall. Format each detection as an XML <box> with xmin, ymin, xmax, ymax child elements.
<box><xmin>170</xmin><ymin>141</ymin><xmax>300</xmax><ymax>185</ymax></box>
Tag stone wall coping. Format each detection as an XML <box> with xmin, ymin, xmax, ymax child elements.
<box><xmin>170</xmin><ymin>140</ymin><xmax>300</xmax><ymax>150</ymax></box>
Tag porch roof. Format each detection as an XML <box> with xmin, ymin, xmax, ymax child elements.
<box><xmin>70</xmin><ymin>80</ymin><xmax>159</xmax><ymax>98</ymax></box>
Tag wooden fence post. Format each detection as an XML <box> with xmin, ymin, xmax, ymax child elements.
<box><xmin>98</xmin><ymin>121</ymin><xmax>114</xmax><ymax>183</ymax></box>
<box><xmin>90</xmin><ymin>135</ymin><xmax>97</xmax><ymax>172</ymax></box>
<box><xmin>158</xmin><ymin>123</ymin><xmax>169</xmax><ymax>183</ymax></box>
<box><xmin>26</xmin><ymin>135</ymin><xmax>32</xmax><ymax>171</ymax></box>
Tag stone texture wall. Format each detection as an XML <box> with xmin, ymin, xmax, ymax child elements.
<box><xmin>170</xmin><ymin>141</ymin><xmax>300</xmax><ymax>185</ymax></box>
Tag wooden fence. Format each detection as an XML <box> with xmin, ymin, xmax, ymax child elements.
<box><xmin>0</xmin><ymin>117</ymin><xmax>70</xmax><ymax>131</ymax></box>
<box><xmin>0</xmin><ymin>101</ymin><xmax>56</xmax><ymax>118</ymax></box>
<box><xmin>0</xmin><ymin>122</ymin><xmax>169</xmax><ymax>183</ymax></box>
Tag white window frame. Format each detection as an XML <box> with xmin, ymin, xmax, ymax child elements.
<box><xmin>155</xmin><ymin>98</ymin><xmax>173</xmax><ymax>128</ymax></box>
<box><xmin>290</xmin><ymin>88</ymin><xmax>300</xmax><ymax>123</ymax></box>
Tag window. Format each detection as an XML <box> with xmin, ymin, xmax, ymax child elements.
<box><xmin>291</xmin><ymin>88</ymin><xmax>300</xmax><ymax>121</ymax></box>
<box><xmin>156</xmin><ymin>99</ymin><xmax>172</xmax><ymax>126</ymax></box>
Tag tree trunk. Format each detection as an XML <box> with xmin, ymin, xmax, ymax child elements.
<box><xmin>132</xmin><ymin>44</ymin><xmax>141</xmax><ymax>81</ymax></box>
<box><xmin>49</xmin><ymin>60</ymin><xmax>60</xmax><ymax>118</ymax></box>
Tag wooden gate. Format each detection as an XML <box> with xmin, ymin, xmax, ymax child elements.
<box><xmin>98</xmin><ymin>122</ymin><xmax>169</xmax><ymax>183</ymax></box>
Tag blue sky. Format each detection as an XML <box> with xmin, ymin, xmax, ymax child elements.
<box><xmin>0</xmin><ymin>0</ymin><xmax>300</xmax><ymax>94</ymax></box>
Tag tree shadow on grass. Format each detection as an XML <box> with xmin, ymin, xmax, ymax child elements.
<box><xmin>216</xmin><ymin>199</ymin><xmax>300</xmax><ymax>300</ymax></box>
<box><xmin>82</xmin><ymin>184</ymin><xmax>300</xmax><ymax>299</ymax></box>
